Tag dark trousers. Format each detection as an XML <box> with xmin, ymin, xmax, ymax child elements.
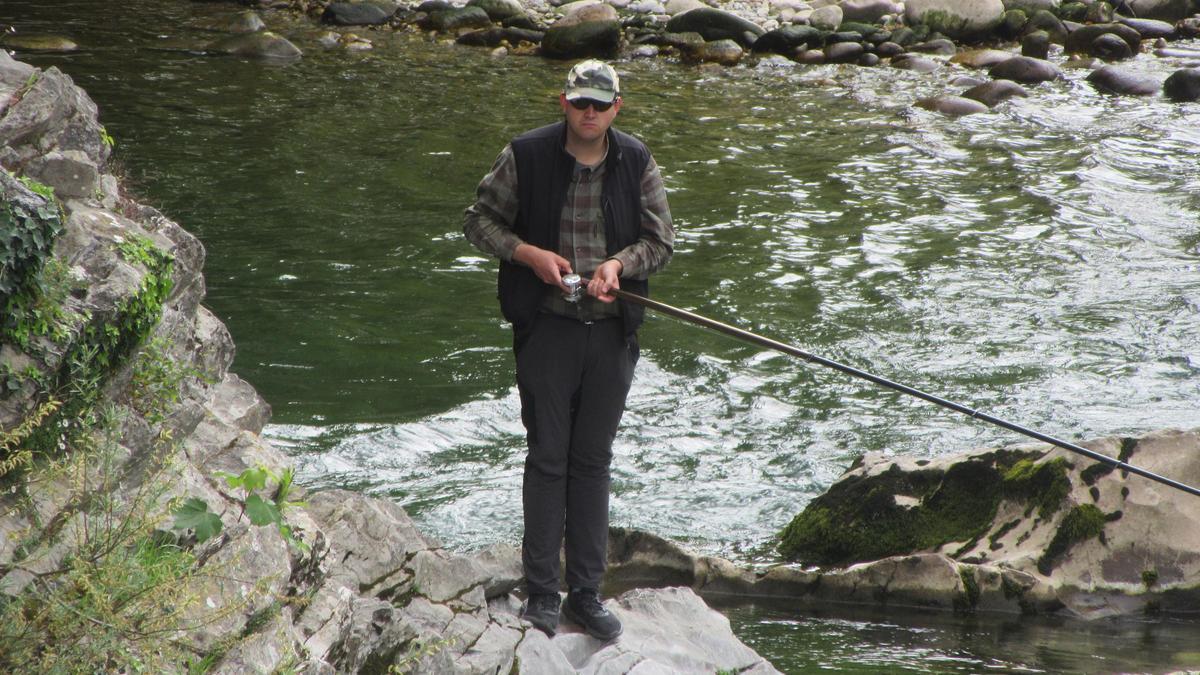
<box><xmin>515</xmin><ymin>314</ymin><xmax>637</xmax><ymax>595</ymax></box>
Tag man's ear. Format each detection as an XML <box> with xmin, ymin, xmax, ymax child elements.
<box><xmin>613</xmin><ymin>96</ymin><xmax>623</xmax><ymax>113</ymax></box>
<box><xmin>559</xmin><ymin>93</ymin><xmax>568</xmax><ymax>112</ymax></box>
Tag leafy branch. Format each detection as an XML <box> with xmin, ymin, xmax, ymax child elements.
<box><xmin>172</xmin><ymin>465</ymin><xmax>308</xmax><ymax>553</ymax></box>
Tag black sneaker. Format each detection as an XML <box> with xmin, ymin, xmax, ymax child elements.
<box><xmin>521</xmin><ymin>593</ymin><xmax>560</xmax><ymax>636</ymax></box>
<box><xmin>564</xmin><ymin>587</ymin><xmax>622</xmax><ymax>641</ymax></box>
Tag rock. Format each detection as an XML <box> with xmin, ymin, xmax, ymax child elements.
<box><xmin>208</xmin><ymin>32</ymin><xmax>302</xmax><ymax>59</ymax></box>
<box><xmin>467</xmin><ymin>0</ymin><xmax>527</xmax><ymax>21</ymax></box>
<box><xmin>1089</xmin><ymin>32</ymin><xmax>1134</xmax><ymax>60</ymax></box>
<box><xmin>810</xmin><ymin>4</ymin><xmax>843</xmax><ymax>30</ymax></box>
<box><xmin>664</xmin><ymin>7</ymin><xmax>766</xmax><ymax>47</ymax></box>
<box><xmin>0</xmin><ymin>34</ymin><xmax>79</xmax><ymax>52</ymax></box>
<box><xmin>859</xmin><ymin>52</ymin><xmax>881</xmax><ymax>66</ymax></box>
<box><xmin>997</xmin><ymin>8</ymin><xmax>1027</xmax><ymax>39</ymax></box>
<box><xmin>456</xmin><ymin>27</ymin><xmax>544</xmax><ymax>46</ymax></box>
<box><xmin>1021</xmin><ymin>29</ymin><xmax>1050</xmax><ymax>58</ymax></box>
<box><xmin>197</xmin><ymin>10</ymin><xmax>267</xmax><ymax>34</ymax></box>
<box><xmin>1163</xmin><ymin>68</ymin><xmax>1200</xmax><ymax>101</ymax></box>
<box><xmin>1086</xmin><ymin>64</ymin><xmax>1161</xmax><ymax>94</ymax></box>
<box><xmin>1084</xmin><ymin>0</ymin><xmax>1114</xmax><ymax>23</ymax></box>
<box><xmin>699</xmin><ymin>38</ymin><xmax>745</xmax><ymax>65</ymax></box>
<box><xmin>909</xmin><ymin>38</ymin><xmax>957</xmax><ymax>55</ymax></box>
<box><xmin>988</xmin><ymin>55</ymin><xmax>1062</xmax><ymax>82</ymax></box>
<box><xmin>915</xmin><ymin>95</ymin><xmax>990</xmax><ymax>115</ymax></box>
<box><xmin>904</xmin><ymin>0</ymin><xmax>1004</xmax><ymax>40</ymax></box>
<box><xmin>950</xmin><ymin>48</ymin><xmax>1015</xmax><ymax>68</ymax></box>
<box><xmin>1002</xmin><ymin>0</ymin><xmax>1059</xmax><ymax>11</ymax></box>
<box><xmin>875</xmin><ymin>40</ymin><xmax>904</xmax><ymax>57</ymax></box>
<box><xmin>321</xmin><ymin>2</ymin><xmax>393</xmax><ymax>26</ymax></box>
<box><xmin>751</xmin><ymin>24</ymin><xmax>822</xmax><ymax>53</ymax></box>
<box><xmin>890</xmin><ymin>53</ymin><xmax>942</xmax><ymax>71</ymax></box>
<box><xmin>1117</xmin><ymin>17</ymin><xmax>1176</xmax><ymax>40</ymax></box>
<box><xmin>1063</xmin><ymin>23</ymin><xmax>1142</xmax><ymax>57</ymax></box>
<box><xmin>1023</xmin><ymin>9</ymin><xmax>1067</xmax><ymax>44</ymax></box>
<box><xmin>796</xmin><ymin>48</ymin><xmax>826</xmax><ymax>63</ymax></box>
<box><xmin>1125</xmin><ymin>0</ymin><xmax>1193</xmax><ymax>21</ymax></box>
<box><xmin>541</xmin><ymin>6</ymin><xmax>620</xmax><ymax>57</ymax></box>
<box><xmin>420</xmin><ymin>6</ymin><xmax>494</xmax><ymax>32</ymax></box>
<box><xmin>23</xmin><ymin>149</ymin><xmax>99</xmax><ymax>200</ymax></box>
<box><xmin>665</xmin><ymin>0</ymin><xmax>707</xmax><ymax>14</ymax></box>
<box><xmin>825</xmin><ymin>41</ymin><xmax>865</xmax><ymax>62</ymax></box>
<box><xmin>962</xmin><ymin>78</ymin><xmax>1028</xmax><ymax>105</ymax></box>
<box><xmin>840</xmin><ymin>0</ymin><xmax>903</xmax><ymax>22</ymax></box>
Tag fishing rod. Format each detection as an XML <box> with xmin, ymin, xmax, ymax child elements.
<box><xmin>563</xmin><ymin>275</ymin><xmax>1200</xmax><ymax>498</ymax></box>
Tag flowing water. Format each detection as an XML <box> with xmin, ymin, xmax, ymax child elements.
<box><xmin>5</xmin><ymin>0</ymin><xmax>1200</xmax><ymax>670</ymax></box>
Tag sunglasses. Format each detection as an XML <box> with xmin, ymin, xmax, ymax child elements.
<box><xmin>569</xmin><ymin>97</ymin><xmax>614</xmax><ymax>112</ymax></box>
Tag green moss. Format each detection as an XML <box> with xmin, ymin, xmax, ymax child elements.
<box><xmin>957</xmin><ymin>565</ymin><xmax>980</xmax><ymax>612</ymax></box>
<box><xmin>1080</xmin><ymin>461</ymin><xmax>1114</xmax><ymax>486</ymax></box>
<box><xmin>1002</xmin><ymin>457</ymin><xmax>1072</xmax><ymax>520</ymax></box>
<box><xmin>779</xmin><ymin>454</ymin><xmax>1035</xmax><ymax>566</ymax></box>
<box><xmin>988</xmin><ymin>519</ymin><xmax>1021</xmax><ymax>550</ymax></box>
<box><xmin>1118</xmin><ymin>437</ymin><xmax>1138</xmax><ymax>464</ymax></box>
<box><xmin>1142</xmin><ymin>569</ymin><xmax>1159</xmax><ymax>588</ymax></box>
<box><xmin>1036</xmin><ymin>504</ymin><xmax>1118</xmax><ymax>575</ymax></box>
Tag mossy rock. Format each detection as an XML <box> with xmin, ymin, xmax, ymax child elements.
<box><xmin>1036</xmin><ymin>504</ymin><xmax>1121</xmax><ymax>574</ymax></box>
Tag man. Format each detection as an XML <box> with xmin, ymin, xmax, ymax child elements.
<box><xmin>462</xmin><ymin>59</ymin><xmax>674</xmax><ymax>640</ymax></box>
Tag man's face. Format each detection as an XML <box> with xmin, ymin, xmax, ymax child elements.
<box><xmin>560</xmin><ymin>94</ymin><xmax>621</xmax><ymax>145</ymax></box>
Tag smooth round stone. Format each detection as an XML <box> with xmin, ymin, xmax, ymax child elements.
<box><xmin>961</xmin><ymin>79</ymin><xmax>1029</xmax><ymax>106</ymax></box>
<box><xmin>915</xmin><ymin>95</ymin><xmax>989</xmax><ymax>116</ymax></box>
<box><xmin>988</xmin><ymin>55</ymin><xmax>1062</xmax><ymax>83</ymax></box>
<box><xmin>1086</xmin><ymin>64</ymin><xmax>1161</xmax><ymax>95</ymax></box>
<box><xmin>0</xmin><ymin>35</ymin><xmax>79</xmax><ymax>52</ymax></box>
<box><xmin>1163</xmin><ymin>67</ymin><xmax>1200</xmax><ymax>101</ymax></box>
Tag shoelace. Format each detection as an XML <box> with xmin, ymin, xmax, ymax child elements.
<box><xmin>573</xmin><ymin>591</ymin><xmax>606</xmax><ymax>614</ymax></box>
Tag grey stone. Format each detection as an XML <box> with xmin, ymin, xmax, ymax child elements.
<box><xmin>665</xmin><ymin>7</ymin><xmax>766</xmax><ymax>47</ymax></box>
<box><xmin>541</xmin><ymin>6</ymin><xmax>621</xmax><ymax>57</ymax></box>
<box><xmin>988</xmin><ymin>55</ymin><xmax>1062</xmax><ymax>82</ymax></box>
<box><xmin>915</xmin><ymin>95</ymin><xmax>990</xmax><ymax>115</ymax></box>
<box><xmin>1064</xmin><ymin>23</ymin><xmax>1141</xmax><ymax>57</ymax></box>
<box><xmin>810</xmin><ymin>4</ymin><xmax>843</xmax><ymax>30</ymax></box>
<box><xmin>961</xmin><ymin>79</ymin><xmax>1028</xmax><ymax>106</ymax></box>
<box><xmin>1021</xmin><ymin>29</ymin><xmax>1050</xmax><ymax>58</ymax></box>
<box><xmin>751</xmin><ymin>24</ymin><xmax>822</xmax><ymax>53</ymax></box>
<box><xmin>825</xmin><ymin>41</ymin><xmax>865</xmax><ymax>62</ymax></box>
<box><xmin>1086</xmin><ymin>65</ymin><xmax>1161</xmax><ymax>95</ymax></box>
<box><xmin>1125</xmin><ymin>0</ymin><xmax>1193</xmax><ymax>21</ymax></box>
<box><xmin>950</xmin><ymin>48</ymin><xmax>1015</xmax><ymax>68</ymax></box>
<box><xmin>468</xmin><ymin>0</ymin><xmax>527</xmax><ymax>21</ymax></box>
<box><xmin>1118</xmin><ymin>17</ymin><xmax>1176</xmax><ymax>40</ymax></box>
<box><xmin>321</xmin><ymin>2</ymin><xmax>394</xmax><ymax>25</ymax></box>
<box><xmin>1163</xmin><ymin>67</ymin><xmax>1200</xmax><ymax>101</ymax></box>
<box><xmin>699</xmin><ymin>38</ymin><xmax>745</xmax><ymax>65</ymax></box>
<box><xmin>839</xmin><ymin>0</ymin><xmax>903</xmax><ymax>23</ymax></box>
<box><xmin>890</xmin><ymin>54</ymin><xmax>942</xmax><ymax>71</ymax></box>
<box><xmin>208</xmin><ymin>32</ymin><xmax>303</xmax><ymax>59</ymax></box>
<box><xmin>1089</xmin><ymin>32</ymin><xmax>1134</xmax><ymax>60</ymax></box>
<box><xmin>905</xmin><ymin>0</ymin><xmax>1004</xmax><ymax>39</ymax></box>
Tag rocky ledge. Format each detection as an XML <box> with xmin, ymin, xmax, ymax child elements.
<box><xmin>0</xmin><ymin>49</ymin><xmax>777</xmax><ymax>672</ymax></box>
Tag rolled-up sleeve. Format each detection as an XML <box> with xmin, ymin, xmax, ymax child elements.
<box><xmin>463</xmin><ymin>144</ymin><xmax>523</xmax><ymax>262</ymax></box>
<box><xmin>611</xmin><ymin>155</ymin><xmax>674</xmax><ymax>280</ymax></box>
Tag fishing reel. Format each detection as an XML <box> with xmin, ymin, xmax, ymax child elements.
<box><xmin>562</xmin><ymin>274</ymin><xmax>584</xmax><ymax>303</ymax></box>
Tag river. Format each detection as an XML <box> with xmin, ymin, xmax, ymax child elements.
<box><xmin>4</xmin><ymin>0</ymin><xmax>1200</xmax><ymax>670</ymax></box>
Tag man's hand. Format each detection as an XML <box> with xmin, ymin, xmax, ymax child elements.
<box><xmin>513</xmin><ymin>244</ymin><xmax>573</xmax><ymax>289</ymax></box>
<box><xmin>588</xmin><ymin>258</ymin><xmax>622</xmax><ymax>303</ymax></box>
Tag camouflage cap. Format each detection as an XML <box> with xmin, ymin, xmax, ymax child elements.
<box><xmin>564</xmin><ymin>59</ymin><xmax>620</xmax><ymax>103</ymax></box>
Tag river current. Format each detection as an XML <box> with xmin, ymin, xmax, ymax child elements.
<box><xmin>5</xmin><ymin>0</ymin><xmax>1200</xmax><ymax>670</ymax></box>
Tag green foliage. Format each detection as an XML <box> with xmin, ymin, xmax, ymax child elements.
<box><xmin>100</xmin><ymin>125</ymin><xmax>116</xmax><ymax>149</ymax></box>
<box><xmin>173</xmin><ymin>465</ymin><xmax>308</xmax><ymax>553</ymax></box>
<box><xmin>1141</xmin><ymin>569</ymin><xmax>1159</xmax><ymax>588</ymax></box>
<box><xmin>1001</xmin><ymin>457</ymin><xmax>1072</xmax><ymax>520</ymax></box>
<box><xmin>130</xmin><ymin>335</ymin><xmax>209</xmax><ymax>425</ymax></box>
<box><xmin>1</xmin><ymin>174</ymin><xmax>64</xmax><ymax>339</ymax></box>
<box><xmin>389</xmin><ymin>636</ymin><xmax>458</xmax><ymax>673</ymax></box>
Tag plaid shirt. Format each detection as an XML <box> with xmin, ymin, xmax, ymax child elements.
<box><xmin>464</xmin><ymin>140</ymin><xmax>674</xmax><ymax>322</ymax></box>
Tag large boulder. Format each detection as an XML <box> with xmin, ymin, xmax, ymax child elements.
<box><xmin>1163</xmin><ymin>67</ymin><xmax>1200</xmax><ymax>101</ymax></box>
<box><xmin>1086</xmin><ymin>65</ymin><xmax>1161</xmax><ymax>94</ymax></box>
<box><xmin>541</xmin><ymin>4</ymin><xmax>621</xmax><ymax>57</ymax></box>
<box><xmin>904</xmin><ymin>0</ymin><xmax>1005</xmax><ymax>39</ymax></box>
<box><xmin>665</xmin><ymin>7</ymin><xmax>766</xmax><ymax>47</ymax></box>
<box><xmin>1124</xmin><ymin>0</ymin><xmax>1193</xmax><ymax>21</ymax></box>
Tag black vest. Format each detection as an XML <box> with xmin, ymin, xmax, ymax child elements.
<box><xmin>498</xmin><ymin>121</ymin><xmax>651</xmax><ymax>340</ymax></box>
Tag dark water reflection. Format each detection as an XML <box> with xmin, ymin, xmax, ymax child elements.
<box><xmin>5</xmin><ymin>0</ymin><xmax>1200</xmax><ymax>669</ymax></box>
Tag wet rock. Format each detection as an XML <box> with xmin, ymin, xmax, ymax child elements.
<box><xmin>796</xmin><ymin>48</ymin><xmax>826</xmax><ymax>63</ymax></box>
<box><xmin>1178</xmin><ymin>18</ymin><xmax>1200</xmax><ymax>40</ymax></box>
<box><xmin>1084</xmin><ymin>0</ymin><xmax>1114</xmax><ymax>23</ymax></box>
<box><xmin>840</xmin><ymin>0</ymin><xmax>903</xmax><ymax>22</ymax></box>
<box><xmin>889</xmin><ymin>26</ymin><xmax>918</xmax><ymax>46</ymax></box>
<box><xmin>1086</xmin><ymin>64</ymin><xmax>1161</xmax><ymax>94</ymax></box>
<box><xmin>951</xmin><ymin>48</ymin><xmax>1015</xmax><ymax>68</ymax></box>
<box><xmin>751</xmin><ymin>24</ymin><xmax>821</xmax><ymax>53</ymax></box>
<box><xmin>1003</xmin><ymin>0</ymin><xmax>1060</xmax><ymax>10</ymax></box>
<box><xmin>456</xmin><ymin>26</ymin><xmax>543</xmax><ymax>46</ymax></box>
<box><xmin>825</xmin><ymin>41</ymin><xmax>865</xmax><ymax>62</ymax></box>
<box><xmin>950</xmin><ymin>74</ymin><xmax>987</xmax><ymax>86</ymax></box>
<box><xmin>905</xmin><ymin>0</ymin><xmax>1004</xmax><ymax>40</ymax></box>
<box><xmin>467</xmin><ymin>0</ymin><xmax>526</xmax><ymax>22</ymax></box>
<box><xmin>859</xmin><ymin>52</ymin><xmax>881</xmax><ymax>66</ymax></box>
<box><xmin>1089</xmin><ymin>33</ymin><xmax>1134</xmax><ymax>60</ymax></box>
<box><xmin>810</xmin><ymin>4</ymin><xmax>843</xmax><ymax>30</ymax></box>
<box><xmin>1064</xmin><ymin>23</ymin><xmax>1142</xmax><ymax>56</ymax></box>
<box><xmin>826</xmin><ymin>30</ymin><xmax>866</xmax><ymax>44</ymax></box>
<box><xmin>1023</xmin><ymin>9</ymin><xmax>1068</xmax><ymax>44</ymax></box>
<box><xmin>875</xmin><ymin>41</ymin><xmax>904</xmax><ymax>57</ymax></box>
<box><xmin>1118</xmin><ymin>17</ymin><xmax>1176</xmax><ymax>40</ymax></box>
<box><xmin>208</xmin><ymin>32</ymin><xmax>302</xmax><ymax>59</ymax></box>
<box><xmin>988</xmin><ymin>55</ymin><xmax>1062</xmax><ymax>82</ymax></box>
<box><xmin>915</xmin><ymin>94</ymin><xmax>990</xmax><ymax>115</ymax></box>
<box><xmin>0</xmin><ymin>34</ymin><xmax>79</xmax><ymax>52</ymax></box>
<box><xmin>321</xmin><ymin>2</ymin><xmax>393</xmax><ymax>25</ymax></box>
<box><xmin>962</xmin><ymin>78</ymin><xmax>1029</xmax><ymax>105</ymax></box>
<box><xmin>699</xmin><ymin>38</ymin><xmax>744</xmax><ymax>64</ymax></box>
<box><xmin>198</xmin><ymin>10</ymin><xmax>267</xmax><ymax>34</ymax></box>
<box><xmin>664</xmin><ymin>7</ymin><xmax>766</xmax><ymax>47</ymax></box>
<box><xmin>1125</xmin><ymin>0</ymin><xmax>1193</xmax><ymax>21</ymax></box>
<box><xmin>1021</xmin><ymin>29</ymin><xmax>1050</xmax><ymax>58</ymax></box>
<box><xmin>909</xmin><ymin>38</ymin><xmax>957</xmax><ymax>56</ymax></box>
<box><xmin>1163</xmin><ymin>67</ymin><xmax>1200</xmax><ymax>101</ymax></box>
<box><xmin>665</xmin><ymin>0</ymin><xmax>707</xmax><ymax>14</ymax></box>
<box><xmin>420</xmin><ymin>6</ymin><xmax>493</xmax><ymax>32</ymax></box>
<box><xmin>997</xmin><ymin>9</ymin><xmax>1028</xmax><ymax>39</ymax></box>
<box><xmin>890</xmin><ymin>53</ymin><xmax>942</xmax><ymax>71</ymax></box>
<box><xmin>541</xmin><ymin>6</ymin><xmax>621</xmax><ymax>58</ymax></box>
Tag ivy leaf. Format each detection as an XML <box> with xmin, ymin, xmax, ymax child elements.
<box><xmin>245</xmin><ymin>494</ymin><xmax>281</xmax><ymax>527</ymax></box>
<box><xmin>172</xmin><ymin>497</ymin><xmax>223</xmax><ymax>543</ymax></box>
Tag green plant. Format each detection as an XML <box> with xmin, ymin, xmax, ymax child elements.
<box><xmin>389</xmin><ymin>636</ymin><xmax>458</xmax><ymax>673</ymax></box>
<box><xmin>100</xmin><ymin>125</ymin><xmax>116</xmax><ymax>148</ymax></box>
<box><xmin>173</xmin><ymin>465</ymin><xmax>309</xmax><ymax>553</ymax></box>
<box><xmin>2</xmin><ymin>173</ymin><xmax>64</xmax><ymax>336</ymax></box>
<box><xmin>129</xmin><ymin>335</ymin><xmax>209</xmax><ymax>425</ymax></box>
